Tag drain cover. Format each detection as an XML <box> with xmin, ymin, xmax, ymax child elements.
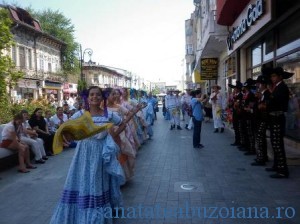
<box><xmin>174</xmin><ymin>182</ymin><xmax>204</xmax><ymax>192</ymax></box>
<box><xmin>180</xmin><ymin>184</ymin><xmax>197</xmax><ymax>190</ymax></box>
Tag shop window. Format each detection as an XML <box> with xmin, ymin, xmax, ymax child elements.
<box><xmin>278</xmin><ymin>13</ymin><xmax>300</xmax><ymax>49</ymax></box>
<box><xmin>224</xmin><ymin>55</ymin><xmax>236</xmax><ymax>78</ymax></box>
<box><xmin>252</xmin><ymin>44</ymin><xmax>262</xmax><ymax>67</ymax></box>
<box><xmin>277</xmin><ymin>51</ymin><xmax>300</xmax><ymax>141</ymax></box>
<box><xmin>263</xmin><ymin>31</ymin><xmax>274</xmax><ymax>62</ymax></box>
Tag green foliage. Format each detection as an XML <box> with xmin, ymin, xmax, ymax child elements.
<box><xmin>0</xmin><ymin>8</ymin><xmax>24</xmax><ymax>116</ymax></box>
<box><xmin>77</xmin><ymin>79</ymin><xmax>87</xmax><ymax>92</ymax></box>
<box><xmin>27</xmin><ymin>8</ymin><xmax>80</xmax><ymax>76</ymax></box>
<box><xmin>151</xmin><ymin>86</ymin><xmax>160</xmax><ymax>95</ymax></box>
<box><xmin>0</xmin><ymin>8</ymin><xmax>14</xmax><ymax>50</ymax></box>
<box><xmin>0</xmin><ymin>98</ymin><xmax>56</xmax><ymax>124</ymax></box>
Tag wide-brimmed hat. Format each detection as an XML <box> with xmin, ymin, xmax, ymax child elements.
<box><xmin>256</xmin><ymin>75</ymin><xmax>270</xmax><ymax>84</ymax></box>
<box><xmin>261</xmin><ymin>67</ymin><xmax>274</xmax><ymax>76</ymax></box>
<box><xmin>173</xmin><ymin>89</ymin><xmax>181</xmax><ymax>93</ymax></box>
<box><xmin>228</xmin><ymin>80</ymin><xmax>243</xmax><ymax>89</ymax></box>
<box><xmin>211</xmin><ymin>84</ymin><xmax>221</xmax><ymax>90</ymax></box>
<box><xmin>243</xmin><ymin>78</ymin><xmax>256</xmax><ymax>88</ymax></box>
<box><xmin>271</xmin><ymin>67</ymin><xmax>294</xmax><ymax>79</ymax></box>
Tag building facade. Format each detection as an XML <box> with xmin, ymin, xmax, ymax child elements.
<box><xmin>185</xmin><ymin>14</ymin><xmax>196</xmax><ymax>89</ymax></box>
<box><xmin>190</xmin><ymin>0</ymin><xmax>300</xmax><ymax>141</ymax></box>
<box><xmin>2</xmin><ymin>5</ymin><xmax>66</xmax><ymax>103</ymax></box>
<box><xmin>187</xmin><ymin>0</ymin><xmax>228</xmax><ymax>93</ymax></box>
<box><xmin>217</xmin><ymin>0</ymin><xmax>300</xmax><ymax>141</ymax></box>
<box><xmin>82</xmin><ymin>63</ymin><xmax>132</xmax><ymax>89</ymax></box>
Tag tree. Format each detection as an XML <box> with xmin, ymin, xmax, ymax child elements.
<box><xmin>151</xmin><ymin>85</ymin><xmax>160</xmax><ymax>95</ymax></box>
<box><xmin>0</xmin><ymin>8</ymin><xmax>24</xmax><ymax>123</ymax></box>
<box><xmin>0</xmin><ymin>10</ymin><xmax>24</xmax><ymax>94</ymax></box>
<box><xmin>27</xmin><ymin>8</ymin><xmax>80</xmax><ymax>76</ymax></box>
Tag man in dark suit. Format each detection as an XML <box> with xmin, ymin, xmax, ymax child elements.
<box><xmin>240</xmin><ymin>78</ymin><xmax>257</xmax><ymax>156</ymax></box>
<box><xmin>251</xmin><ymin>69</ymin><xmax>272</xmax><ymax>166</ymax></box>
<box><xmin>266</xmin><ymin>67</ymin><xmax>294</xmax><ymax>178</ymax></box>
<box><xmin>228</xmin><ymin>81</ymin><xmax>243</xmax><ymax>147</ymax></box>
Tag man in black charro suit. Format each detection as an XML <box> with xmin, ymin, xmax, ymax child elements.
<box><xmin>240</xmin><ymin>78</ymin><xmax>257</xmax><ymax>156</ymax></box>
<box><xmin>265</xmin><ymin>67</ymin><xmax>294</xmax><ymax>178</ymax></box>
<box><xmin>228</xmin><ymin>81</ymin><xmax>243</xmax><ymax>147</ymax></box>
<box><xmin>251</xmin><ymin>68</ymin><xmax>273</xmax><ymax>166</ymax></box>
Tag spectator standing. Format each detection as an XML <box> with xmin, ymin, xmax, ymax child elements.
<box><xmin>209</xmin><ymin>85</ymin><xmax>226</xmax><ymax>133</ymax></box>
<box><xmin>165</xmin><ymin>90</ymin><xmax>182</xmax><ymax>130</ymax></box>
<box><xmin>181</xmin><ymin>89</ymin><xmax>192</xmax><ymax>127</ymax></box>
<box><xmin>191</xmin><ymin>89</ymin><xmax>204</xmax><ymax>148</ymax></box>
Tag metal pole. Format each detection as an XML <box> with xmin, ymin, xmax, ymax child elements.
<box><xmin>80</xmin><ymin>44</ymin><xmax>83</xmax><ymax>80</ymax></box>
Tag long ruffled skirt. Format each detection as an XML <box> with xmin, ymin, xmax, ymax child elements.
<box><xmin>50</xmin><ymin>135</ymin><xmax>125</xmax><ymax>224</ymax></box>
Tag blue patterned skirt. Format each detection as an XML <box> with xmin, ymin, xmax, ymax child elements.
<box><xmin>50</xmin><ymin>135</ymin><xmax>125</xmax><ymax>224</ymax></box>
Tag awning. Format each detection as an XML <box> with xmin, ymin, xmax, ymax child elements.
<box><xmin>192</xmin><ymin>70</ymin><xmax>206</xmax><ymax>83</ymax></box>
<box><xmin>216</xmin><ymin>0</ymin><xmax>250</xmax><ymax>26</ymax></box>
<box><xmin>44</xmin><ymin>86</ymin><xmax>62</xmax><ymax>90</ymax></box>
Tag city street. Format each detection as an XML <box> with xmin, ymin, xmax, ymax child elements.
<box><xmin>0</xmin><ymin>112</ymin><xmax>300</xmax><ymax>224</ymax></box>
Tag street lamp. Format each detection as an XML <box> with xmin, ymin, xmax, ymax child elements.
<box><xmin>80</xmin><ymin>45</ymin><xmax>93</xmax><ymax>81</ymax></box>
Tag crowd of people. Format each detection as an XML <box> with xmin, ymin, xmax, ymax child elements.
<box><xmin>227</xmin><ymin>66</ymin><xmax>293</xmax><ymax>179</ymax></box>
<box><xmin>161</xmin><ymin>66</ymin><xmax>293</xmax><ymax>180</ymax></box>
<box><xmin>0</xmin><ymin>66</ymin><xmax>294</xmax><ymax>223</ymax></box>
<box><xmin>0</xmin><ymin>86</ymin><xmax>159</xmax><ymax>223</ymax></box>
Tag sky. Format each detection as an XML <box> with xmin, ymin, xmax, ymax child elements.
<box><xmin>3</xmin><ymin>0</ymin><xmax>194</xmax><ymax>84</ymax></box>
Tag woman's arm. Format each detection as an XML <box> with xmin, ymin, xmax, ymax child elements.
<box><xmin>25</xmin><ymin>128</ymin><xmax>38</xmax><ymax>138</ymax></box>
<box><xmin>111</xmin><ymin>104</ymin><xmax>142</xmax><ymax>137</ymax></box>
<box><xmin>33</xmin><ymin>126</ymin><xmax>49</xmax><ymax>135</ymax></box>
<box><xmin>45</xmin><ymin>123</ymin><xmax>50</xmax><ymax>134</ymax></box>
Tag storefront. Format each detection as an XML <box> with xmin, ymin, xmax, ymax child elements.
<box><xmin>43</xmin><ymin>80</ymin><xmax>63</xmax><ymax>104</ymax></box>
<box><xmin>15</xmin><ymin>79</ymin><xmax>39</xmax><ymax>101</ymax></box>
<box><xmin>222</xmin><ymin>0</ymin><xmax>300</xmax><ymax>140</ymax></box>
<box><xmin>63</xmin><ymin>83</ymin><xmax>78</xmax><ymax>97</ymax></box>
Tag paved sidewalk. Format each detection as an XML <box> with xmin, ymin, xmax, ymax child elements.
<box><xmin>0</xmin><ymin>112</ymin><xmax>299</xmax><ymax>224</ymax></box>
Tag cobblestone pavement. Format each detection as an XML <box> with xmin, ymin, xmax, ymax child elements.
<box><xmin>0</xmin><ymin>112</ymin><xmax>299</xmax><ymax>224</ymax></box>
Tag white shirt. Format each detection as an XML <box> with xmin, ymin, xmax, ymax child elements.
<box><xmin>165</xmin><ymin>94</ymin><xmax>179</xmax><ymax>109</ymax></box>
<box><xmin>181</xmin><ymin>94</ymin><xmax>192</xmax><ymax>105</ymax></box>
<box><xmin>209</xmin><ymin>91</ymin><xmax>226</xmax><ymax>110</ymax></box>
<box><xmin>20</xmin><ymin>120</ymin><xmax>31</xmax><ymax>137</ymax></box>
<box><xmin>1</xmin><ymin>122</ymin><xmax>16</xmax><ymax>140</ymax></box>
<box><xmin>50</xmin><ymin>114</ymin><xmax>69</xmax><ymax>132</ymax></box>
<box><xmin>67</xmin><ymin>97</ymin><xmax>75</xmax><ymax>106</ymax></box>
